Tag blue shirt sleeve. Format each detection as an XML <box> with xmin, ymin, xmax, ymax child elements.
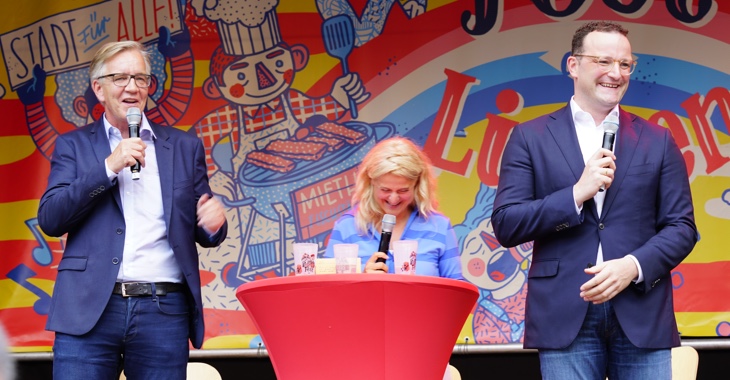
<box><xmin>325</xmin><ymin>210</ymin><xmax>463</xmax><ymax>280</ymax></box>
<box><xmin>325</xmin><ymin>214</ymin><xmax>380</xmax><ymax>273</ymax></box>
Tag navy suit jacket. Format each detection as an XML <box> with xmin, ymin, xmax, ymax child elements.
<box><xmin>38</xmin><ymin>118</ymin><xmax>227</xmax><ymax>348</ymax></box>
<box><xmin>492</xmin><ymin>105</ymin><xmax>697</xmax><ymax>349</ymax></box>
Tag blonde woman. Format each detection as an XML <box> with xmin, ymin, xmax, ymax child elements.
<box><xmin>324</xmin><ymin>136</ymin><xmax>462</xmax><ymax>278</ymax></box>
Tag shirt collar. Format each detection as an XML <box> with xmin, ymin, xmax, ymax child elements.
<box><xmin>103</xmin><ymin>111</ymin><xmax>156</xmax><ymax>140</ymax></box>
<box><xmin>569</xmin><ymin>97</ymin><xmax>620</xmax><ymax>128</ymax></box>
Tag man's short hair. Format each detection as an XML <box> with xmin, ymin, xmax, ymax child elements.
<box><xmin>571</xmin><ymin>21</ymin><xmax>629</xmax><ymax>55</ymax></box>
<box><xmin>88</xmin><ymin>41</ymin><xmax>151</xmax><ymax>83</ymax></box>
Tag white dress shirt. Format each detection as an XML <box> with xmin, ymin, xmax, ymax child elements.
<box><xmin>104</xmin><ymin>114</ymin><xmax>183</xmax><ymax>283</ymax></box>
<box><xmin>570</xmin><ymin>98</ymin><xmax>643</xmax><ymax>282</ymax></box>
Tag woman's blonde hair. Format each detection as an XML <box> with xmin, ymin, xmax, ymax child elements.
<box><xmin>352</xmin><ymin>136</ymin><xmax>438</xmax><ymax>233</ymax></box>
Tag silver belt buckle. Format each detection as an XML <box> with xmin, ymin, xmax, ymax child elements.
<box><xmin>121</xmin><ymin>282</ymin><xmax>134</xmax><ymax>297</ymax></box>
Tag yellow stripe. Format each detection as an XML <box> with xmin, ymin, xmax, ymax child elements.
<box><xmin>0</xmin><ymin>278</ymin><xmax>54</xmax><ymax>309</ymax></box>
<box><xmin>0</xmin><ymin>136</ymin><xmax>36</xmax><ymax>165</ymax></box>
<box><xmin>676</xmin><ymin>311</ymin><xmax>730</xmax><ymax>337</ymax></box>
<box><xmin>0</xmin><ymin>200</ymin><xmax>46</xmax><ymax>241</ymax></box>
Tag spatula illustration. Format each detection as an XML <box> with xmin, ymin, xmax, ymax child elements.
<box><xmin>322</xmin><ymin>14</ymin><xmax>359</xmax><ymax>119</ymax></box>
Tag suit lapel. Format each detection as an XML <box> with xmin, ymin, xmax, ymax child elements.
<box><xmin>546</xmin><ymin>107</ymin><xmax>601</xmax><ymax>218</ymax></box>
<box><xmin>601</xmin><ymin>109</ymin><xmax>640</xmax><ymax>219</ymax></box>
<box><xmin>151</xmin><ymin>123</ymin><xmax>174</xmax><ymax>228</ymax></box>
<box><xmin>90</xmin><ymin>119</ymin><xmax>111</xmax><ymax>161</ymax></box>
<box><xmin>547</xmin><ymin>106</ymin><xmax>586</xmax><ymax>181</ymax></box>
<box><xmin>89</xmin><ymin>119</ymin><xmax>123</xmax><ymax>210</ymax></box>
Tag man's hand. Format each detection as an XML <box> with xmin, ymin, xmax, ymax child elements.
<box><xmin>580</xmin><ymin>257</ymin><xmax>638</xmax><ymax>304</ymax></box>
<box><xmin>197</xmin><ymin>193</ymin><xmax>226</xmax><ymax>235</ymax></box>
<box><xmin>573</xmin><ymin>148</ymin><xmax>616</xmax><ymax>205</ymax></box>
<box><xmin>107</xmin><ymin>138</ymin><xmax>147</xmax><ymax>174</ymax></box>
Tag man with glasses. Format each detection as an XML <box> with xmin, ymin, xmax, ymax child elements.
<box><xmin>492</xmin><ymin>21</ymin><xmax>697</xmax><ymax>379</ymax></box>
<box><xmin>38</xmin><ymin>41</ymin><xmax>228</xmax><ymax>379</ymax></box>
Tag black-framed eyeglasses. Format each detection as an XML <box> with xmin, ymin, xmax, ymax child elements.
<box><xmin>97</xmin><ymin>73</ymin><xmax>152</xmax><ymax>88</ymax></box>
<box><xmin>573</xmin><ymin>54</ymin><xmax>638</xmax><ymax>75</ymax></box>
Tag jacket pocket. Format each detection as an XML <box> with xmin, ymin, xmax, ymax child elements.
<box><xmin>626</xmin><ymin>163</ymin><xmax>654</xmax><ymax>176</ymax></box>
<box><xmin>528</xmin><ymin>259</ymin><xmax>558</xmax><ymax>278</ymax></box>
<box><xmin>58</xmin><ymin>257</ymin><xmax>87</xmax><ymax>271</ymax></box>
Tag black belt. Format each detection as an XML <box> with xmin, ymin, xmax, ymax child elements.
<box><xmin>113</xmin><ymin>282</ymin><xmax>185</xmax><ymax>297</ymax></box>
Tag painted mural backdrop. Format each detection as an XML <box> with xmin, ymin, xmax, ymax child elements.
<box><xmin>1</xmin><ymin>0</ymin><xmax>729</xmax><ymax>352</ymax></box>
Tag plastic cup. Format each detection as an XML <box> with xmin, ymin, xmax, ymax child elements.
<box><xmin>392</xmin><ymin>240</ymin><xmax>417</xmax><ymax>275</ymax></box>
<box><xmin>333</xmin><ymin>244</ymin><xmax>360</xmax><ymax>274</ymax></box>
<box><xmin>292</xmin><ymin>243</ymin><xmax>318</xmax><ymax>275</ymax></box>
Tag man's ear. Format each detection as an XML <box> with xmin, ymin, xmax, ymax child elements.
<box><xmin>566</xmin><ymin>56</ymin><xmax>579</xmax><ymax>79</ymax></box>
<box><xmin>203</xmin><ymin>76</ymin><xmax>222</xmax><ymax>99</ymax></box>
<box><xmin>91</xmin><ymin>80</ymin><xmax>104</xmax><ymax>103</ymax></box>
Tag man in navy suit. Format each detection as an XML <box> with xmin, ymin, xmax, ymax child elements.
<box><xmin>38</xmin><ymin>41</ymin><xmax>228</xmax><ymax>379</ymax></box>
<box><xmin>492</xmin><ymin>21</ymin><xmax>697</xmax><ymax>379</ymax></box>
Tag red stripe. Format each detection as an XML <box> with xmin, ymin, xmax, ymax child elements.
<box><xmin>673</xmin><ymin>262</ymin><xmax>730</xmax><ymax>312</ymax></box>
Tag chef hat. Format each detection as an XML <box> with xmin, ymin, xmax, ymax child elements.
<box><xmin>218</xmin><ymin>9</ymin><xmax>281</xmax><ymax>55</ymax></box>
<box><xmin>192</xmin><ymin>0</ymin><xmax>282</xmax><ymax>56</ymax></box>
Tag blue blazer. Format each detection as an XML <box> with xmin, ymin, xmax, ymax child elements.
<box><xmin>38</xmin><ymin>118</ymin><xmax>227</xmax><ymax>348</ymax></box>
<box><xmin>492</xmin><ymin>106</ymin><xmax>697</xmax><ymax>349</ymax></box>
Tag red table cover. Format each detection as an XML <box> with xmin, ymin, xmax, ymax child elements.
<box><xmin>236</xmin><ymin>274</ymin><xmax>478</xmax><ymax>380</ymax></box>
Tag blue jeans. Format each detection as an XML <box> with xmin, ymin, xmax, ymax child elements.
<box><xmin>538</xmin><ymin>302</ymin><xmax>671</xmax><ymax>380</ymax></box>
<box><xmin>53</xmin><ymin>291</ymin><xmax>190</xmax><ymax>380</ymax></box>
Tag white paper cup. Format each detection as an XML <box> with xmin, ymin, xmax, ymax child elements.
<box><xmin>392</xmin><ymin>240</ymin><xmax>417</xmax><ymax>275</ymax></box>
<box><xmin>292</xmin><ymin>243</ymin><xmax>318</xmax><ymax>275</ymax></box>
<box><xmin>333</xmin><ymin>244</ymin><xmax>359</xmax><ymax>274</ymax></box>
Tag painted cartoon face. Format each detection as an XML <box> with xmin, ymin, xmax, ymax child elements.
<box><xmin>461</xmin><ymin>219</ymin><xmax>531</xmax><ymax>299</ymax></box>
<box><xmin>219</xmin><ymin>46</ymin><xmax>295</xmax><ymax>106</ymax></box>
<box><xmin>373</xmin><ymin>173</ymin><xmax>416</xmax><ymax>222</ymax></box>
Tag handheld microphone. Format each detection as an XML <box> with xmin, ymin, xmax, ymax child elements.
<box><xmin>375</xmin><ymin>214</ymin><xmax>396</xmax><ymax>264</ymax></box>
<box><xmin>599</xmin><ymin>115</ymin><xmax>619</xmax><ymax>192</ymax></box>
<box><xmin>126</xmin><ymin>107</ymin><xmax>142</xmax><ymax>180</ymax></box>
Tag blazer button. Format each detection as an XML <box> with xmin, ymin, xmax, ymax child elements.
<box><xmin>116</xmin><ymin>228</ymin><xmax>123</xmax><ymax>235</ymax></box>
<box><xmin>112</xmin><ymin>257</ymin><xmax>120</xmax><ymax>265</ymax></box>
<box><xmin>598</xmin><ymin>223</ymin><xmax>605</xmax><ymax>230</ymax></box>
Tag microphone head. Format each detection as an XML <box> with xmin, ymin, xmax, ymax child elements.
<box><xmin>382</xmin><ymin>214</ymin><xmax>396</xmax><ymax>232</ymax></box>
<box><xmin>126</xmin><ymin>107</ymin><xmax>142</xmax><ymax>125</ymax></box>
<box><xmin>603</xmin><ymin>114</ymin><xmax>619</xmax><ymax>134</ymax></box>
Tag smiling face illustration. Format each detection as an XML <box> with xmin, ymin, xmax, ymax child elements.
<box><xmin>218</xmin><ymin>46</ymin><xmax>295</xmax><ymax>106</ymax></box>
<box><xmin>461</xmin><ymin>219</ymin><xmax>531</xmax><ymax>300</ymax></box>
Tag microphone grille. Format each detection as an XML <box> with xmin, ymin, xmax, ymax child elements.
<box><xmin>126</xmin><ymin>107</ymin><xmax>142</xmax><ymax>124</ymax></box>
<box><xmin>382</xmin><ymin>214</ymin><xmax>396</xmax><ymax>232</ymax></box>
<box><xmin>604</xmin><ymin>114</ymin><xmax>619</xmax><ymax>133</ymax></box>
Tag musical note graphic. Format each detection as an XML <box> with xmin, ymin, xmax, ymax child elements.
<box><xmin>6</xmin><ymin>263</ymin><xmax>52</xmax><ymax>315</ymax></box>
<box><xmin>25</xmin><ymin>218</ymin><xmax>53</xmax><ymax>266</ymax></box>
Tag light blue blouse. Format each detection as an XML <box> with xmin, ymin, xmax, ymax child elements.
<box><xmin>325</xmin><ymin>208</ymin><xmax>463</xmax><ymax>280</ymax></box>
